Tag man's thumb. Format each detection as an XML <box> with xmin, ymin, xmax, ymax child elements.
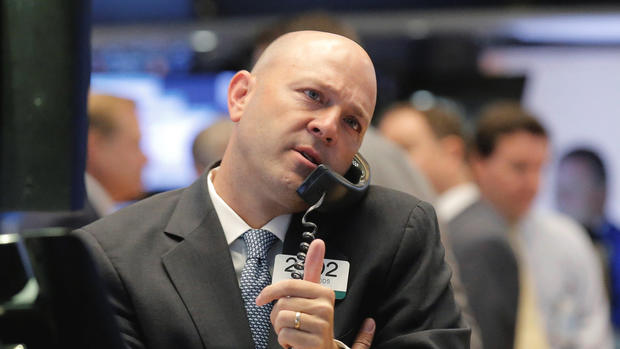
<box><xmin>351</xmin><ymin>318</ymin><xmax>375</xmax><ymax>349</ymax></box>
<box><xmin>303</xmin><ymin>239</ymin><xmax>325</xmax><ymax>283</ymax></box>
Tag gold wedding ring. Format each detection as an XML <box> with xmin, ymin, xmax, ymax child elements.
<box><xmin>294</xmin><ymin>311</ymin><xmax>302</xmax><ymax>330</ymax></box>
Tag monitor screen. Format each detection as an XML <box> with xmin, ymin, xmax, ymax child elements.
<box><xmin>90</xmin><ymin>71</ymin><xmax>234</xmax><ymax>193</ymax></box>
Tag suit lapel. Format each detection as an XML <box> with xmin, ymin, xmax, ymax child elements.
<box><xmin>161</xmin><ymin>174</ymin><xmax>254</xmax><ymax>348</ymax></box>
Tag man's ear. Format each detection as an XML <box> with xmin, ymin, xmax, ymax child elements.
<box><xmin>227</xmin><ymin>70</ymin><xmax>253</xmax><ymax>122</ymax></box>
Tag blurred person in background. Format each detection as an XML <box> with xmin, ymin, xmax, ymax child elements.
<box><xmin>471</xmin><ymin>101</ymin><xmax>612</xmax><ymax>349</ymax></box>
<box><xmin>379</xmin><ymin>101</ymin><xmax>476</xmax><ymax>220</ymax></box>
<box><xmin>85</xmin><ymin>93</ymin><xmax>148</xmax><ymax>211</ymax></box>
<box><xmin>19</xmin><ymin>93</ymin><xmax>148</xmax><ymax>230</ymax></box>
<box><xmin>556</xmin><ymin>148</ymin><xmax>620</xmax><ymax>331</ymax></box>
<box><xmin>379</xmin><ymin>101</ymin><xmax>520</xmax><ymax>349</ymax></box>
<box><xmin>191</xmin><ymin>118</ymin><xmax>234</xmax><ymax>176</ymax></box>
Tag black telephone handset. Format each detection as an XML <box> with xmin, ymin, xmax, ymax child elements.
<box><xmin>290</xmin><ymin>153</ymin><xmax>371</xmax><ymax>278</ymax></box>
<box><xmin>296</xmin><ymin>153</ymin><xmax>371</xmax><ymax>212</ymax></box>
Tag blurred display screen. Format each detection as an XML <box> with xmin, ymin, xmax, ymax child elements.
<box><xmin>90</xmin><ymin>72</ymin><xmax>234</xmax><ymax>192</ymax></box>
<box><xmin>92</xmin><ymin>0</ymin><xmax>194</xmax><ymax>22</ymax></box>
<box><xmin>211</xmin><ymin>0</ymin><xmax>620</xmax><ymax>16</ymax></box>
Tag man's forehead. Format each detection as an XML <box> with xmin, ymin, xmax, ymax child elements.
<box><xmin>267</xmin><ymin>30</ymin><xmax>359</xmax><ymax>52</ymax></box>
<box><xmin>258</xmin><ymin>35</ymin><xmax>374</xmax><ymax>100</ymax></box>
<box><xmin>254</xmin><ymin>31</ymin><xmax>374</xmax><ymax>74</ymax></box>
<box><xmin>291</xmin><ymin>66</ymin><xmax>375</xmax><ymax>107</ymax></box>
<box><xmin>389</xmin><ymin>108</ymin><xmax>426</xmax><ymax>124</ymax></box>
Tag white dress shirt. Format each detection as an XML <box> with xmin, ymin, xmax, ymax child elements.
<box><xmin>207</xmin><ymin>168</ymin><xmax>291</xmax><ymax>283</ymax></box>
<box><xmin>516</xmin><ymin>210</ymin><xmax>613</xmax><ymax>349</ymax></box>
<box><xmin>436</xmin><ymin>182</ymin><xmax>479</xmax><ymax>222</ymax></box>
<box><xmin>85</xmin><ymin>173</ymin><xmax>117</xmax><ymax>217</ymax></box>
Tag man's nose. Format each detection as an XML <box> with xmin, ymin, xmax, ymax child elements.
<box><xmin>307</xmin><ymin>109</ymin><xmax>340</xmax><ymax>145</ymax></box>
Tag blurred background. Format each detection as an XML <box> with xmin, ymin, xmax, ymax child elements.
<box><xmin>2</xmin><ymin>2</ymin><xmax>620</xmax><ymax>347</ymax></box>
<box><xmin>87</xmin><ymin>0</ymin><xmax>620</xmax><ymax>222</ymax></box>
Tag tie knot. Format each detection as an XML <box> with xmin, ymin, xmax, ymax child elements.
<box><xmin>243</xmin><ymin>229</ymin><xmax>277</xmax><ymax>259</ymax></box>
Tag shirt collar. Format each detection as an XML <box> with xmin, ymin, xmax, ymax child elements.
<box><xmin>85</xmin><ymin>173</ymin><xmax>117</xmax><ymax>216</ymax></box>
<box><xmin>436</xmin><ymin>182</ymin><xmax>479</xmax><ymax>221</ymax></box>
<box><xmin>207</xmin><ymin>168</ymin><xmax>290</xmax><ymax>245</ymax></box>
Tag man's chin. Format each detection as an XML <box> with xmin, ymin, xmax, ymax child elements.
<box><xmin>510</xmin><ymin>206</ymin><xmax>531</xmax><ymax>222</ymax></box>
<box><xmin>285</xmin><ymin>168</ymin><xmax>312</xmax><ymax>189</ymax></box>
<box><xmin>273</xmin><ymin>184</ymin><xmax>310</xmax><ymax>214</ymax></box>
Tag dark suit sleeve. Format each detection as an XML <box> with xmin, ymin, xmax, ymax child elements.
<box><xmin>454</xmin><ymin>234</ymin><xmax>519</xmax><ymax>349</ymax></box>
<box><xmin>374</xmin><ymin>201</ymin><xmax>470</xmax><ymax>348</ymax></box>
<box><xmin>75</xmin><ymin>228</ymin><xmax>146</xmax><ymax>349</ymax></box>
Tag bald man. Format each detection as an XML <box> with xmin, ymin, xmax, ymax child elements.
<box><xmin>76</xmin><ymin>31</ymin><xmax>468</xmax><ymax>349</ymax></box>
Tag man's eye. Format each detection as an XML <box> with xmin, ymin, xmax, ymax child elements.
<box><xmin>344</xmin><ymin>117</ymin><xmax>361</xmax><ymax>132</ymax></box>
<box><xmin>304</xmin><ymin>89</ymin><xmax>321</xmax><ymax>102</ymax></box>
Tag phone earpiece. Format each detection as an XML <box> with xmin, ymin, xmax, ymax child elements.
<box><xmin>296</xmin><ymin>153</ymin><xmax>370</xmax><ymax>212</ymax></box>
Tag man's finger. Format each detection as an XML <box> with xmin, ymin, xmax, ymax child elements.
<box><xmin>351</xmin><ymin>318</ymin><xmax>375</xmax><ymax>349</ymax></box>
<box><xmin>255</xmin><ymin>279</ymin><xmax>332</xmax><ymax>306</ymax></box>
<box><xmin>303</xmin><ymin>239</ymin><xmax>325</xmax><ymax>283</ymax></box>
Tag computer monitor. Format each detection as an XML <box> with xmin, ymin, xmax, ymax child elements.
<box><xmin>0</xmin><ymin>230</ymin><xmax>124</xmax><ymax>349</ymax></box>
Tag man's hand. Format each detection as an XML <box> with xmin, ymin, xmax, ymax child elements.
<box><xmin>256</xmin><ymin>239</ymin><xmax>337</xmax><ymax>349</ymax></box>
<box><xmin>351</xmin><ymin>318</ymin><xmax>375</xmax><ymax>349</ymax></box>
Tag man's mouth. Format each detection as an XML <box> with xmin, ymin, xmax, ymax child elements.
<box><xmin>300</xmin><ymin>151</ymin><xmax>319</xmax><ymax>165</ymax></box>
<box><xmin>295</xmin><ymin>147</ymin><xmax>322</xmax><ymax>166</ymax></box>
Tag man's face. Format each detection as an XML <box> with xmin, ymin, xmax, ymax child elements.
<box><xmin>231</xmin><ymin>32</ymin><xmax>376</xmax><ymax>210</ymax></box>
<box><xmin>555</xmin><ymin>157</ymin><xmax>605</xmax><ymax>226</ymax></box>
<box><xmin>473</xmin><ymin>131</ymin><xmax>549</xmax><ymax>223</ymax></box>
<box><xmin>379</xmin><ymin>108</ymin><xmax>446</xmax><ymax>192</ymax></box>
<box><xmin>90</xmin><ymin>111</ymin><xmax>147</xmax><ymax>202</ymax></box>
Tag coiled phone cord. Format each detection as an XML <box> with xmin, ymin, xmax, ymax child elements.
<box><xmin>290</xmin><ymin>192</ymin><xmax>326</xmax><ymax>279</ymax></box>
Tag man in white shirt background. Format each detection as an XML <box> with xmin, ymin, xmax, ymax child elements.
<box><xmin>470</xmin><ymin>101</ymin><xmax>612</xmax><ymax>349</ymax></box>
<box><xmin>379</xmin><ymin>100</ymin><xmax>520</xmax><ymax>349</ymax></box>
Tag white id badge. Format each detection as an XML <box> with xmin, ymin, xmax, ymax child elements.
<box><xmin>272</xmin><ymin>254</ymin><xmax>349</xmax><ymax>299</ymax></box>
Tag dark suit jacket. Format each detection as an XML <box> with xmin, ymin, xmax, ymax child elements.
<box><xmin>75</xmin><ymin>174</ymin><xmax>469</xmax><ymax>348</ymax></box>
<box><xmin>19</xmin><ymin>199</ymin><xmax>100</xmax><ymax>231</ymax></box>
<box><xmin>448</xmin><ymin>199</ymin><xmax>519</xmax><ymax>349</ymax></box>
